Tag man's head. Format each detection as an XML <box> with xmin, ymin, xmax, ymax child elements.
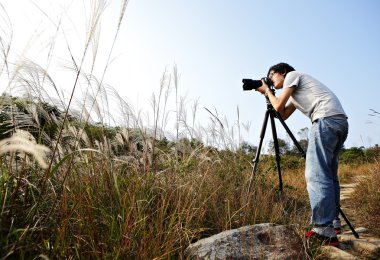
<box><xmin>267</xmin><ymin>63</ymin><xmax>295</xmax><ymax>88</ymax></box>
<box><xmin>267</xmin><ymin>63</ymin><xmax>295</xmax><ymax>77</ymax></box>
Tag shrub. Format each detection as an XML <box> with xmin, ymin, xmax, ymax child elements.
<box><xmin>340</xmin><ymin>146</ymin><xmax>380</xmax><ymax>164</ymax></box>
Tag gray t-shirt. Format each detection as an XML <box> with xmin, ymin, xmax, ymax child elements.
<box><xmin>284</xmin><ymin>71</ymin><xmax>346</xmax><ymax>122</ymax></box>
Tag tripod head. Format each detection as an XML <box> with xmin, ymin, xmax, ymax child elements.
<box><xmin>265</xmin><ymin>86</ymin><xmax>276</xmax><ymax>109</ymax></box>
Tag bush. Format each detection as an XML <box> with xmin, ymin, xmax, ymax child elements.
<box><xmin>340</xmin><ymin>147</ymin><xmax>375</xmax><ymax>164</ymax></box>
<box><xmin>281</xmin><ymin>155</ymin><xmax>305</xmax><ymax>170</ymax></box>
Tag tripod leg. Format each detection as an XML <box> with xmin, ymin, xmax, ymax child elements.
<box><xmin>269</xmin><ymin>112</ymin><xmax>283</xmax><ymax>192</ymax></box>
<box><xmin>338</xmin><ymin>206</ymin><xmax>360</xmax><ymax>238</ymax></box>
<box><xmin>246</xmin><ymin>110</ymin><xmax>270</xmax><ymax>201</ymax></box>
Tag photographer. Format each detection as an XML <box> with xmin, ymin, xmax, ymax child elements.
<box><xmin>256</xmin><ymin>62</ymin><xmax>348</xmax><ymax>247</ymax></box>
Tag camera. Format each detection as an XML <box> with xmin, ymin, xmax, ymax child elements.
<box><xmin>242</xmin><ymin>77</ymin><xmax>273</xmax><ymax>91</ymax></box>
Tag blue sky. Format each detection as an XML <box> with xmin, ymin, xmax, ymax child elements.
<box><xmin>1</xmin><ymin>0</ymin><xmax>380</xmax><ymax>148</ymax></box>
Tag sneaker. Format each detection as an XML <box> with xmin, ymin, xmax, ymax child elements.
<box><xmin>305</xmin><ymin>229</ymin><xmax>339</xmax><ymax>247</ymax></box>
<box><xmin>333</xmin><ymin>219</ymin><xmax>342</xmax><ymax>234</ymax></box>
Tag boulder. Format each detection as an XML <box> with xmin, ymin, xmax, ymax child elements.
<box><xmin>185</xmin><ymin>223</ymin><xmax>304</xmax><ymax>259</ymax></box>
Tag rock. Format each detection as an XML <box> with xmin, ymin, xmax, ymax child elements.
<box><xmin>341</xmin><ymin>227</ymin><xmax>368</xmax><ymax>235</ymax></box>
<box><xmin>351</xmin><ymin>240</ymin><xmax>380</xmax><ymax>256</ymax></box>
<box><xmin>185</xmin><ymin>223</ymin><xmax>304</xmax><ymax>259</ymax></box>
<box><xmin>321</xmin><ymin>246</ymin><xmax>359</xmax><ymax>260</ymax></box>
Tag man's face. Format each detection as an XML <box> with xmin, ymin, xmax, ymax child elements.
<box><xmin>268</xmin><ymin>70</ymin><xmax>285</xmax><ymax>89</ymax></box>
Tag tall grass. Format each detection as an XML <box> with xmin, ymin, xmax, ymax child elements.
<box><xmin>0</xmin><ymin>126</ymin><xmax>312</xmax><ymax>258</ymax></box>
<box><xmin>348</xmin><ymin>160</ymin><xmax>380</xmax><ymax>236</ymax></box>
<box><xmin>1</xmin><ymin>78</ymin><xmax>311</xmax><ymax>258</ymax></box>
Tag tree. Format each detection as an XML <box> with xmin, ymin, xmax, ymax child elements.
<box><xmin>340</xmin><ymin>147</ymin><xmax>365</xmax><ymax>163</ymax></box>
<box><xmin>240</xmin><ymin>141</ymin><xmax>257</xmax><ymax>154</ymax></box>
<box><xmin>297</xmin><ymin>127</ymin><xmax>309</xmax><ymax>140</ymax></box>
<box><xmin>287</xmin><ymin>127</ymin><xmax>309</xmax><ymax>155</ymax></box>
<box><xmin>289</xmin><ymin>139</ymin><xmax>308</xmax><ymax>155</ymax></box>
<box><xmin>268</xmin><ymin>138</ymin><xmax>290</xmax><ymax>155</ymax></box>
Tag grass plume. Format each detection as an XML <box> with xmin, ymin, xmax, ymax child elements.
<box><xmin>0</xmin><ymin>129</ymin><xmax>50</xmax><ymax>168</ymax></box>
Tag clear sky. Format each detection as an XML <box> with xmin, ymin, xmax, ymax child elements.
<box><xmin>1</xmin><ymin>0</ymin><xmax>380</xmax><ymax>149</ymax></box>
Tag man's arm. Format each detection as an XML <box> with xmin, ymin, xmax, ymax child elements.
<box><xmin>257</xmin><ymin>83</ymin><xmax>296</xmax><ymax>120</ymax></box>
<box><xmin>279</xmin><ymin>102</ymin><xmax>296</xmax><ymax>120</ymax></box>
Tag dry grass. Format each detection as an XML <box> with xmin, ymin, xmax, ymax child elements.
<box><xmin>0</xmin><ymin>128</ymin><xmax>313</xmax><ymax>258</ymax></box>
<box><xmin>347</xmin><ymin>160</ymin><xmax>380</xmax><ymax>236</ymax></box>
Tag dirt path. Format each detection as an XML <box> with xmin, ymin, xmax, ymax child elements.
<box><xmin>321</xmin><ymin>176</ymin><xmax>380</xmax><ymax>259</ymax></box>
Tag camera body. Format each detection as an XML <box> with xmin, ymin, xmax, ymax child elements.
<box><xmin>242</xmin><ymin>77</ymin><xmax>273</xmax><ymax>91</ymax></box>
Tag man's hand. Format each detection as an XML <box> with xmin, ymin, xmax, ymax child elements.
<box><xmin>256</xmin><ymin>79</ymin><xmax>269</xmax><ymax>95</ymax></box>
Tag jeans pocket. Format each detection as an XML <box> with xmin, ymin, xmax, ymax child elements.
<box><xmin>319</xmin><ymin>117</ymin><xmax>348</xmax><ymax>151</ymax></box>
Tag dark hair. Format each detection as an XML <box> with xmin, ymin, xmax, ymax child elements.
<box><xmin>267</xmin><ymin>63</ymin><xmax>295</xmax><ymax>77</ymax></box>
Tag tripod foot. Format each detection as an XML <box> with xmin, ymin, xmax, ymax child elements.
<box><xmin>338</xmin><ymin>206</ymin><xmax>359</xmax><ymax>239</ymax></box>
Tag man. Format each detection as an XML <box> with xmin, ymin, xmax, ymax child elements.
<box><xmin>256</xmin><ymin>62</ymin><xmax>349</xmax><ymax>247</ymax></box>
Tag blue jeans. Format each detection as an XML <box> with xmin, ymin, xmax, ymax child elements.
<box><xmin>306</xmin><ymin>115</ymin><xmax>348</xmax><ymax>227</ymax></box>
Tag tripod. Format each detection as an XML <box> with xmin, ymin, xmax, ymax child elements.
<box><xmin>246</xmin><ymin>88</ymin><xmax>359</xmax><ymax>239</ymax></box>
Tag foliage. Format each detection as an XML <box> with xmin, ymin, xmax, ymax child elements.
<box><xmin>281</xmin><ymin>155</ymin><xmax>305</xmax><ymax>170</ymax></box>
<box><xmin>267</xmin><ymin>138</ymin><xmax>289</xmax><ymax>155</ymax></box>
<box><xmin>288</xmin><ymin>139</ymin><xmax>308</xmax><ymax>155</ymax></box>
<box><xmin>240</xmin><ymin>141</ymin><xmax>257</xmax><ymax>154</ymax></box>
<box><xmin>339</xmin><ymin>146</ymin><xmax>379</xmax><ymax>164</ymax></box>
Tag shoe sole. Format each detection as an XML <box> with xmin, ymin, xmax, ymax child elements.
<box><xmin>306</xmin><ymin>230</ymin><xmax>339</xmax><ymax>247</ymax></box>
